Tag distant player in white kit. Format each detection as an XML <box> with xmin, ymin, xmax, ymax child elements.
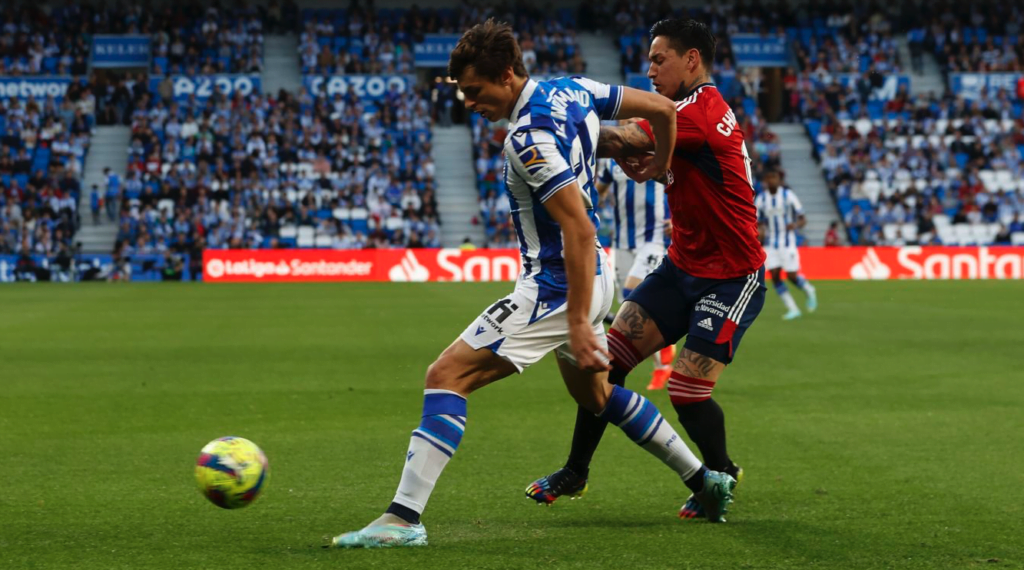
<box><xmin>754</xmin><ymin>168</ymin><xmax>817</xmax><ymax>320</ymax></box>
<box><xmin>596</xmin><ymin>157</ymin><xmax>675</xmax><ymax>389</ymax></box>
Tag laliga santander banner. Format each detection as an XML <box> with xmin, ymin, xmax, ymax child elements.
<box><xmin>801</xmin><ymin>246</ymin><xmax>1024</xmax><ymax>280</ymax></box>
<box><xmin>203</xmin><ymin>247</ymin><xmax>1024</xmax><ymax>283</ymax></box>
<box><xmin>203</xmin><ymin>249</ymin><xmax>521</xmax><ymax>283</ymax></box>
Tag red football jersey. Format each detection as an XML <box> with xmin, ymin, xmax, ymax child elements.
<box><xmin>637</xmin><ymin>84</ymin><xmax>766</xmax><ymax>279</ymax></box>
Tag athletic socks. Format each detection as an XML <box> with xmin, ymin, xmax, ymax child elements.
<box><xmin>672</xmin><ymin>396</ymin><xmax>733</xmax><ymax>474</ymax></box>
<box><xmin>774</xmin><ymin>282</ymin><xmax>799</xmax><ymax>313</ymax></box>
<box><xmin>564</xmin><ymin>328</ymin><xmax>638</xmax><ymax>473</ymax></box>
<box><xmin>387</xmin><ymin>389</ymin><xmax>467</xmax><ymax>524</ymax></box>
<box><xmin>792</xmin><ymin>274</ymin><xmax>815</xmax><ymax>296</ymax></box>
<box><xmin>600</xmin><ymin>384</ymin><xmax>704</xmax><ymax>484</ymax></box>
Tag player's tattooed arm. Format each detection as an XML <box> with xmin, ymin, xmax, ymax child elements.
<box><xmin>677</xmin><ymin>348</ymin><xmax>718</xmax><ymax>378</ymax></box>
<box><xmin>618</xmin><ymin>302</ymin><xmax>653</xmax><ymax>341</ymax></box>
<box><xmin>596</xmin><ymin>123</ymin><xmax>655</xmax><ymax>159</ymax></box>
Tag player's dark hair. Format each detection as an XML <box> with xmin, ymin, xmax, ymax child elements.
<box><xmin>650</xmin><ymin>18</ymin><xmax>717</xmax><ymax>71</ymax></box>
<box><xmin>448</xmin><ymin>18</ymin><xmax>528</xmax><ymax>82</ymax></box>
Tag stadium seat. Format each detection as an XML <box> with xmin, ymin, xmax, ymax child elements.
<box><xmin>1012</xmin><ymin>233</ymin><xmax>1024</xmax><ymax>246</ymax></box>
<box><xmin>280</xmin><ymin>225</ymin><xmax>298</xmax><ymax>239</ymax></box>
<box><xmin>932</xmin><ymin>214</ymin><xmax>951</xmax><ymax>229</ymax></box>
<box><xmin>954</xmin><ymin>224</ymin><xmax>974</xmax><ymax>245</ymax></box>
<box><xmin>995</xmin><ymin>170</ymin><xmax>1014</xmax><ymax>192</ymax></box>
<box><xmin>972</xmin><ymin>224</ymin><xmax>993</xmax><ymax>244</ymax></box>
<box><xmin>882</xmin><ymin>224</ymin><xmax>899</xmax><ymax>243</ymax></box>
<box><xmin>314</xmin><ymin>235</ymin><xmax>333</xmax><ymax>248</ymax></box>
<box><xmin>979</xmin><ymin>170</ymin><xmax>997</xmax><ymax>192</ymax></box>
<box><xmin>901</xmin><ymin>223</ymin><xmax>918</xmax><ymax>243</ymax></box>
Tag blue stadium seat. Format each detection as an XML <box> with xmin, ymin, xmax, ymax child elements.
<box><xmin>350</xmin><ymin>218</ymin><xmax>369</xmax><ymax>235</ymax></box>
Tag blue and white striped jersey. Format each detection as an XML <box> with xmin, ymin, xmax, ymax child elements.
<box><xmin>598</xmin><ymin>159</ymin><xmax>669</xmax><ymax>250</ymax></box>
<box><xmin>755</xmin><ymin>187</ymin><xmax>804</xmax><ymax>249</ymax></box>
<box><xmin>503</xmin><ymin>77</ymin><xmax>622</xmax><ymax>291</ymax></box>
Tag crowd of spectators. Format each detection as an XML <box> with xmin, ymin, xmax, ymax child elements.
<box><xmin>921</xmin><ymin>1</ymin><xmax>1024</xmax><ymax>75</ymax></box>
<box><xmin>298</xmin><ymin>3</ymin><xmax>584</xmax><ymax>78</ymax></box>
<box><xmin>0</xmin><ymin>2</ymin><xmax>293</xmax><ymax>77</ymax></box>
<box><xmin>0</xmin><ymin>83</ymin><xmax>93</xmax><ymax>260</ymax></box>
<box><xmin>106</xmin><ymin>81</ymin><xmax>439</xmax><ymax>257</ymax></box>
<box><xmin>806</xmin><ymin>88</ymin><xmax>1024</xmax><ymax>246</ymax></box>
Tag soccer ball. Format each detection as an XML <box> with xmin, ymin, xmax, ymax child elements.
<box><xmin>195</xmin><ymin>436</ymin><xmax>269</xmax><ymax>509</ymax></box>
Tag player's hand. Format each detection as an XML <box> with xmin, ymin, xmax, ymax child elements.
<box><xmin>786</xmin><ymin>223</ymin><xmax>796</xmax><ymax>231</ymax></box>
<box><xmin>569</xmin><ymin>321</ymin><xmax>612</xmax><ymax>372</ymax></box>
<box><xmin>620</xmin><ymin>154</ymin><xmax>662</xmax><ymax>183</ymax></box>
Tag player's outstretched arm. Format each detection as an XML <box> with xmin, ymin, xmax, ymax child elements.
<box><xmin>596</xmin><ymin>123</ymin><xmax>654</xmax><ymax>160</ymax></box>
<box><xmin>610</xmin><ymin>87</ymin><xmax>676</xmax><ymax>181</ymax></box>
<box><xmin>543</xmin><ymin>183</ymin><xmax>611</xmax><ymax>373</ymax></box>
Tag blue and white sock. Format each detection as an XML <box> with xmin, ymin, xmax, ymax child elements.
<box><xmin>792</xmin><ymin>274</ymin><xmax>816</xmax><ymax>296</ymax></box>
<box><xmin>388</xmin><ymin>389</ymin><xmax>467</xmax><ymax>522</ymax></box>
<box><xmin>600</xmin><ymin>385</ymin><xmax>703</xmax><ymax>482</ymax></box>
<box><xmin>774</xmin><ymin>282</ymin><xmax>799</xmax><ymax>313</ymax></box>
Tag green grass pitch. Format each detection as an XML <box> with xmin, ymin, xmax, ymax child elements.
<box><xmin>1</xmin><ymin>281</ymin><xmax>1022</xmax><ymax>569</ymax></box>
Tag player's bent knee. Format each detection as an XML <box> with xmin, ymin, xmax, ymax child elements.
<box><xmin>424</xmin><ymin>358</ymin><xmax>454</xmax><ymax>390</ymax></box>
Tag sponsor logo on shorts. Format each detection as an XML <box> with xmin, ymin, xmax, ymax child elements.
<box><xmin>695</xmin><ymin>293</ymin><xmax>731</xmax><ymax>318</ymax></box>
<box><xmin>697</xmin><ymin>317</ymin><xmax>714</xmax><ymax>331</ymax></box>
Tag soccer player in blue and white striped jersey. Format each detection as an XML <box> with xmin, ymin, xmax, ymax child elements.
<box><xmin>330</xmin><ymin>19</ymin><xmax>735</xmax><ymax>549</ymax></box>
<box><xmin>754</xmin><ymin>168</ymin><xmax>817</xmax><ymax>320</ymax></box>
<box><xmin>596</xmin><ymin>157</ymin><xmax>676</xmax><ymax>389</ymax></box>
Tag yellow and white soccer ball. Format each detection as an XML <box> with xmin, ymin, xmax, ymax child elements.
<box><xmin>195</xmin><ymin>436</ymin><xmax>269</xmax><ymax>509</ymax></box>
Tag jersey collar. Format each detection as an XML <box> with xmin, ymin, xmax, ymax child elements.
<box><xmin>508</xmin><ymin>79</ymin><xmax>538</xmax><ymax>122</ymax></box>
<box><xmin>678</xmin><ymin>82</ymin><xmax>716</xmax><ymax>101</ymax></box>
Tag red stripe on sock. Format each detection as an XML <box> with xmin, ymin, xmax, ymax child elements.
<box><xmin>606</xmin><ymin>329</ymin><xmax>638</xmax><ymax>368</ymax></box>
<box><xmin>608</xmin><ymin>328</ymin><xmax>643</xmax><ymax>360</ymax></box>
<box><xmin>668</xmin><ymin>373</ymin><xmax>715</xmax><ymax>405</ymax></box>
<box><xmin>669</xmin><ymin>392</ymin><xmax>710</xmax><ymax>405</ymax></box>
<box><xmin>606</xmin><ymin>338</ymin><xmax>635</xmax><ymax>365</ymax></box>
<box><xmin>668</xmin><ymin>372</ymin><xmax>717</xmax><ymax>388</ymax></box>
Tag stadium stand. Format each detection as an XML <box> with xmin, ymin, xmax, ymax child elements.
<box><xmin>114</xmin><ymin>80</ymin><xmax>438</xmax><ymax>253</ymax></box>
<box><xmin>150</xmin><ymin>4</ymin><xmax>266</xmax><ymax>75</ymax></box>
<box><xmin>0</xmin><ymin>2</ymin><xmax>269</xmax><ymax>76</ymax></box>
<box><xmin>804</xmin><ymin>89</ymin><xmax>1024</xmax><ymax>246</ymax></box>
<box><xmin>0</xmin><ymin>81</ymin><xmax>93</xmax><ymax>258</ymax></box>
<box><xmin>924</xmin><ymin>1</ymin><xmax>1024</xmax><ymax>75</ymax></box>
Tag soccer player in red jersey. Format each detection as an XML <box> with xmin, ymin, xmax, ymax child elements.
<box><xmin>526</xmin><ymin>18</ymin><xmax>766</xmax><ymax>521</ymax></box>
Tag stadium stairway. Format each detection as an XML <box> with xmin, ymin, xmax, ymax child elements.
<box><xmin>77</xmin><ymin>126</ymin><xmax>130</xmax><ymax>253</ymax></box>
<box><xmin>770</xmin><ymin>123</ymin><xmax>835</xmax><ymax>245</ymax></box>
<box><xmin>263</xmin><ymin>35</ymin><xmax>302</xmax><ymax>95</ymax></box>
<box><xmin>577</xmin><ymin>32</ymin><xmax>626</xmax><ymax>85</ymax></box>
<box><xmin>433</xmin><ymin>126</ymin><xmax>486</xmax><ymax>247</ymax></box>
<box><xmin>898</xmin><ymin>35</ymin><xmax>945</xmax><ymax>98</ymax></box>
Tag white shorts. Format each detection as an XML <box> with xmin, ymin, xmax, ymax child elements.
<box><xmin>614</xmin><ymin>242</ymin><xmax>666</xmax><ymax>302</ymax></box>
<box><xmin>459</xmin><ymin>269</ymin><xmax>615</xmax><ymax>372</ymax></box>
<box><xmin>764</xmin><ymin>246</ymin><xmax>801</xmax><ymax>273</ymax></box>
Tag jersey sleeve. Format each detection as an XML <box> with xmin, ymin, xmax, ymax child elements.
<box><xmin>787</xmin><ymin>191</ymin><xmax>805</xmax><ymax>216</ymax></box>
<box><xmin>636</xmin><ymin>101</ymin><xmax>708</xmax><ymax>152</ymax></box>
<box><xmin>598</xmin><ymin>161</ymin><xmax>614</xmax><ymax>184</ymax></box>
<box><xmin>505</xmin><ymin>129</ymin><xmax>577</xmax><ymax>203</ymax></box>
<box><xmin>572</xmin><ymin>77</ymin><xmax>623</xmax><ymax>120</ymax></box>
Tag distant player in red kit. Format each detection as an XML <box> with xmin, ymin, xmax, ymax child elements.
<box><xmin>526</xmin><ymin>18</ymin><xmax>766</xmax><ymax>523</ymax></box>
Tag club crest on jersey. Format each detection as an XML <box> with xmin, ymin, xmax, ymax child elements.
<box><xmin>518</xmin><ymin>146</ymin><xmax>548</xmax><ymax>175</ymax></box>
